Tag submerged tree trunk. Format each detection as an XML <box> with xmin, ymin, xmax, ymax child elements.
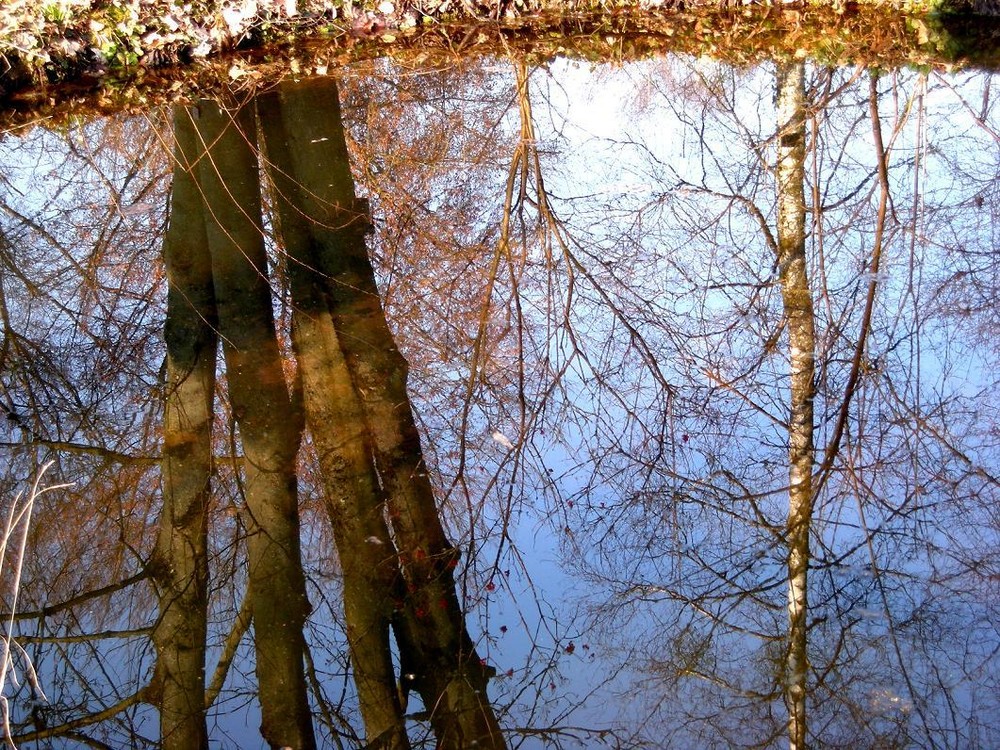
<box><xmin>774</xmin><ymin>61</ymin><xmax>815</xmax><ymax>750</ymax></box>
<box><xmin>192</xmin><ymin>97</ymin><xmax>317</xmax><ymax>750</ymax></box>
<box><xmin>149</xmin><ymin>105</ymin><xmax>218</xmax><ymax>750</ymax></box>
<box><xmin>260</xmin><ymin>77</ymin><xmax>506</xmax><ymax>750</ymax></box>
<box><xmin>258</xmin><ymin>89</ymin><xmax>411</xmax><ymax>750</ymax></box>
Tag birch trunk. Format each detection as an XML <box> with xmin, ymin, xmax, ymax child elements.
<box><xmin>775</xmin><ymin>61</ymin><xmax>815</xmax><ymax>750</ymax></box>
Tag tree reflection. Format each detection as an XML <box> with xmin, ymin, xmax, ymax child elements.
<box><xmin>258</xmin><ymin>75</ymin><xmax>505</xmax><ymax>749</ymax></box>
<box><xmin>154</xmin><ymin>94</ymin><xmax>318</xmax><ymax>750</ymax></box>
<box><xmin>0</xmin><ymin>63</ymin><xmax>516</xmax><ymax>748</ymax></box>
<box><xmin>153</xmin><ymin>95</ymin><xmax>217</xmax><ymax>750</ymax></box>
<box><xmin>773</xmin><ymin>59</ymin><xmax>813</xmax><ymax>750</ymax></box>
<box><xmin>148</xmin><ymin>79</ymin><xmax>508</xmax><ymax>748</ymax></box>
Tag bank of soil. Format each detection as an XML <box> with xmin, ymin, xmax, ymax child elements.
<box><xmin>0</xmin><ymin>0</ymin><xmax>998</xmax><ymax>113</ymax></box>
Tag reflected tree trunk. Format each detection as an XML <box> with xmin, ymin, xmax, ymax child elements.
<box><xmin>149</xmin><ymin>105</ymin><xmax>218</xmax><ymax>750</ymax></box>
<box><xmin>258</xmin><ymin>88</ymin><xmax>411</xmax><ymax>750</ymax></box>
<box><xmin>259</xmin><ymin>77</ymin><xmax>506</xmax><ymax>750</ymax></box>
<box><xmin>774</xmin><ymin>61</ymin><xmax>815</xmax><ymax>750</ymax></box>
<box><xmin>191</xmin><ymin>98</ymin><xmax>317</xmax><ymax>750</ymax></box>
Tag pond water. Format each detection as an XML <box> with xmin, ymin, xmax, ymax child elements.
<box><xmin>0</xmin><ymin>50</ymin><xmax>998</xmax><ymax>749</ymax></box>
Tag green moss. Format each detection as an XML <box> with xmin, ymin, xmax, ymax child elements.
<box><xmin>41</xmin><ymin>4</ymin><xmax>71</xmax><ymax>24</ymax></box>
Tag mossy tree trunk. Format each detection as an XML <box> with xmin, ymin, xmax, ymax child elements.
<box><xmin>149</xmin><ymin>104</ymin><xmax>218</xmax><ymax>750</ymax></box>
<box><xmin>259</xmin><ymin>76</ymin><xmax>506</xmax><ymax>750</ymax></box>
<box><xmin>192</xmin><ymin>96</ymin><xmax>317</xmax><ymax>750</ymax></box>
<box><xmin>258</xmin><ymin>87</ymin><xmax>412</xmax><ymax>750</ymax></box>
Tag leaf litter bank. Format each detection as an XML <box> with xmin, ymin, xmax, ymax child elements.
<box><xmin>0</xmin><ymin>0</ymin><xmax>999</xmax><ymax>112</ymax></box>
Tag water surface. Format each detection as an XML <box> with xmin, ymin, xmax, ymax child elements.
<box><xmin>0</xmin><ymin>53</ymin><xmax>997</xmax><ymax>749</ymax></box>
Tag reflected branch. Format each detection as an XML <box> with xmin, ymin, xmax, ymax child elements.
<box><xmin>10</xmin><ymin>691</ymin><xmax>144</xmax><ymax>746</ymax></box>
<box><xmin>203</xmin><ymin>590</ymin><xmax>251</xmax><ymax>709</ymax></box>
<box><xmin>2</xmin><ymin>570</ymin><xmax>148</xmax><ymax>622</ymax></box>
